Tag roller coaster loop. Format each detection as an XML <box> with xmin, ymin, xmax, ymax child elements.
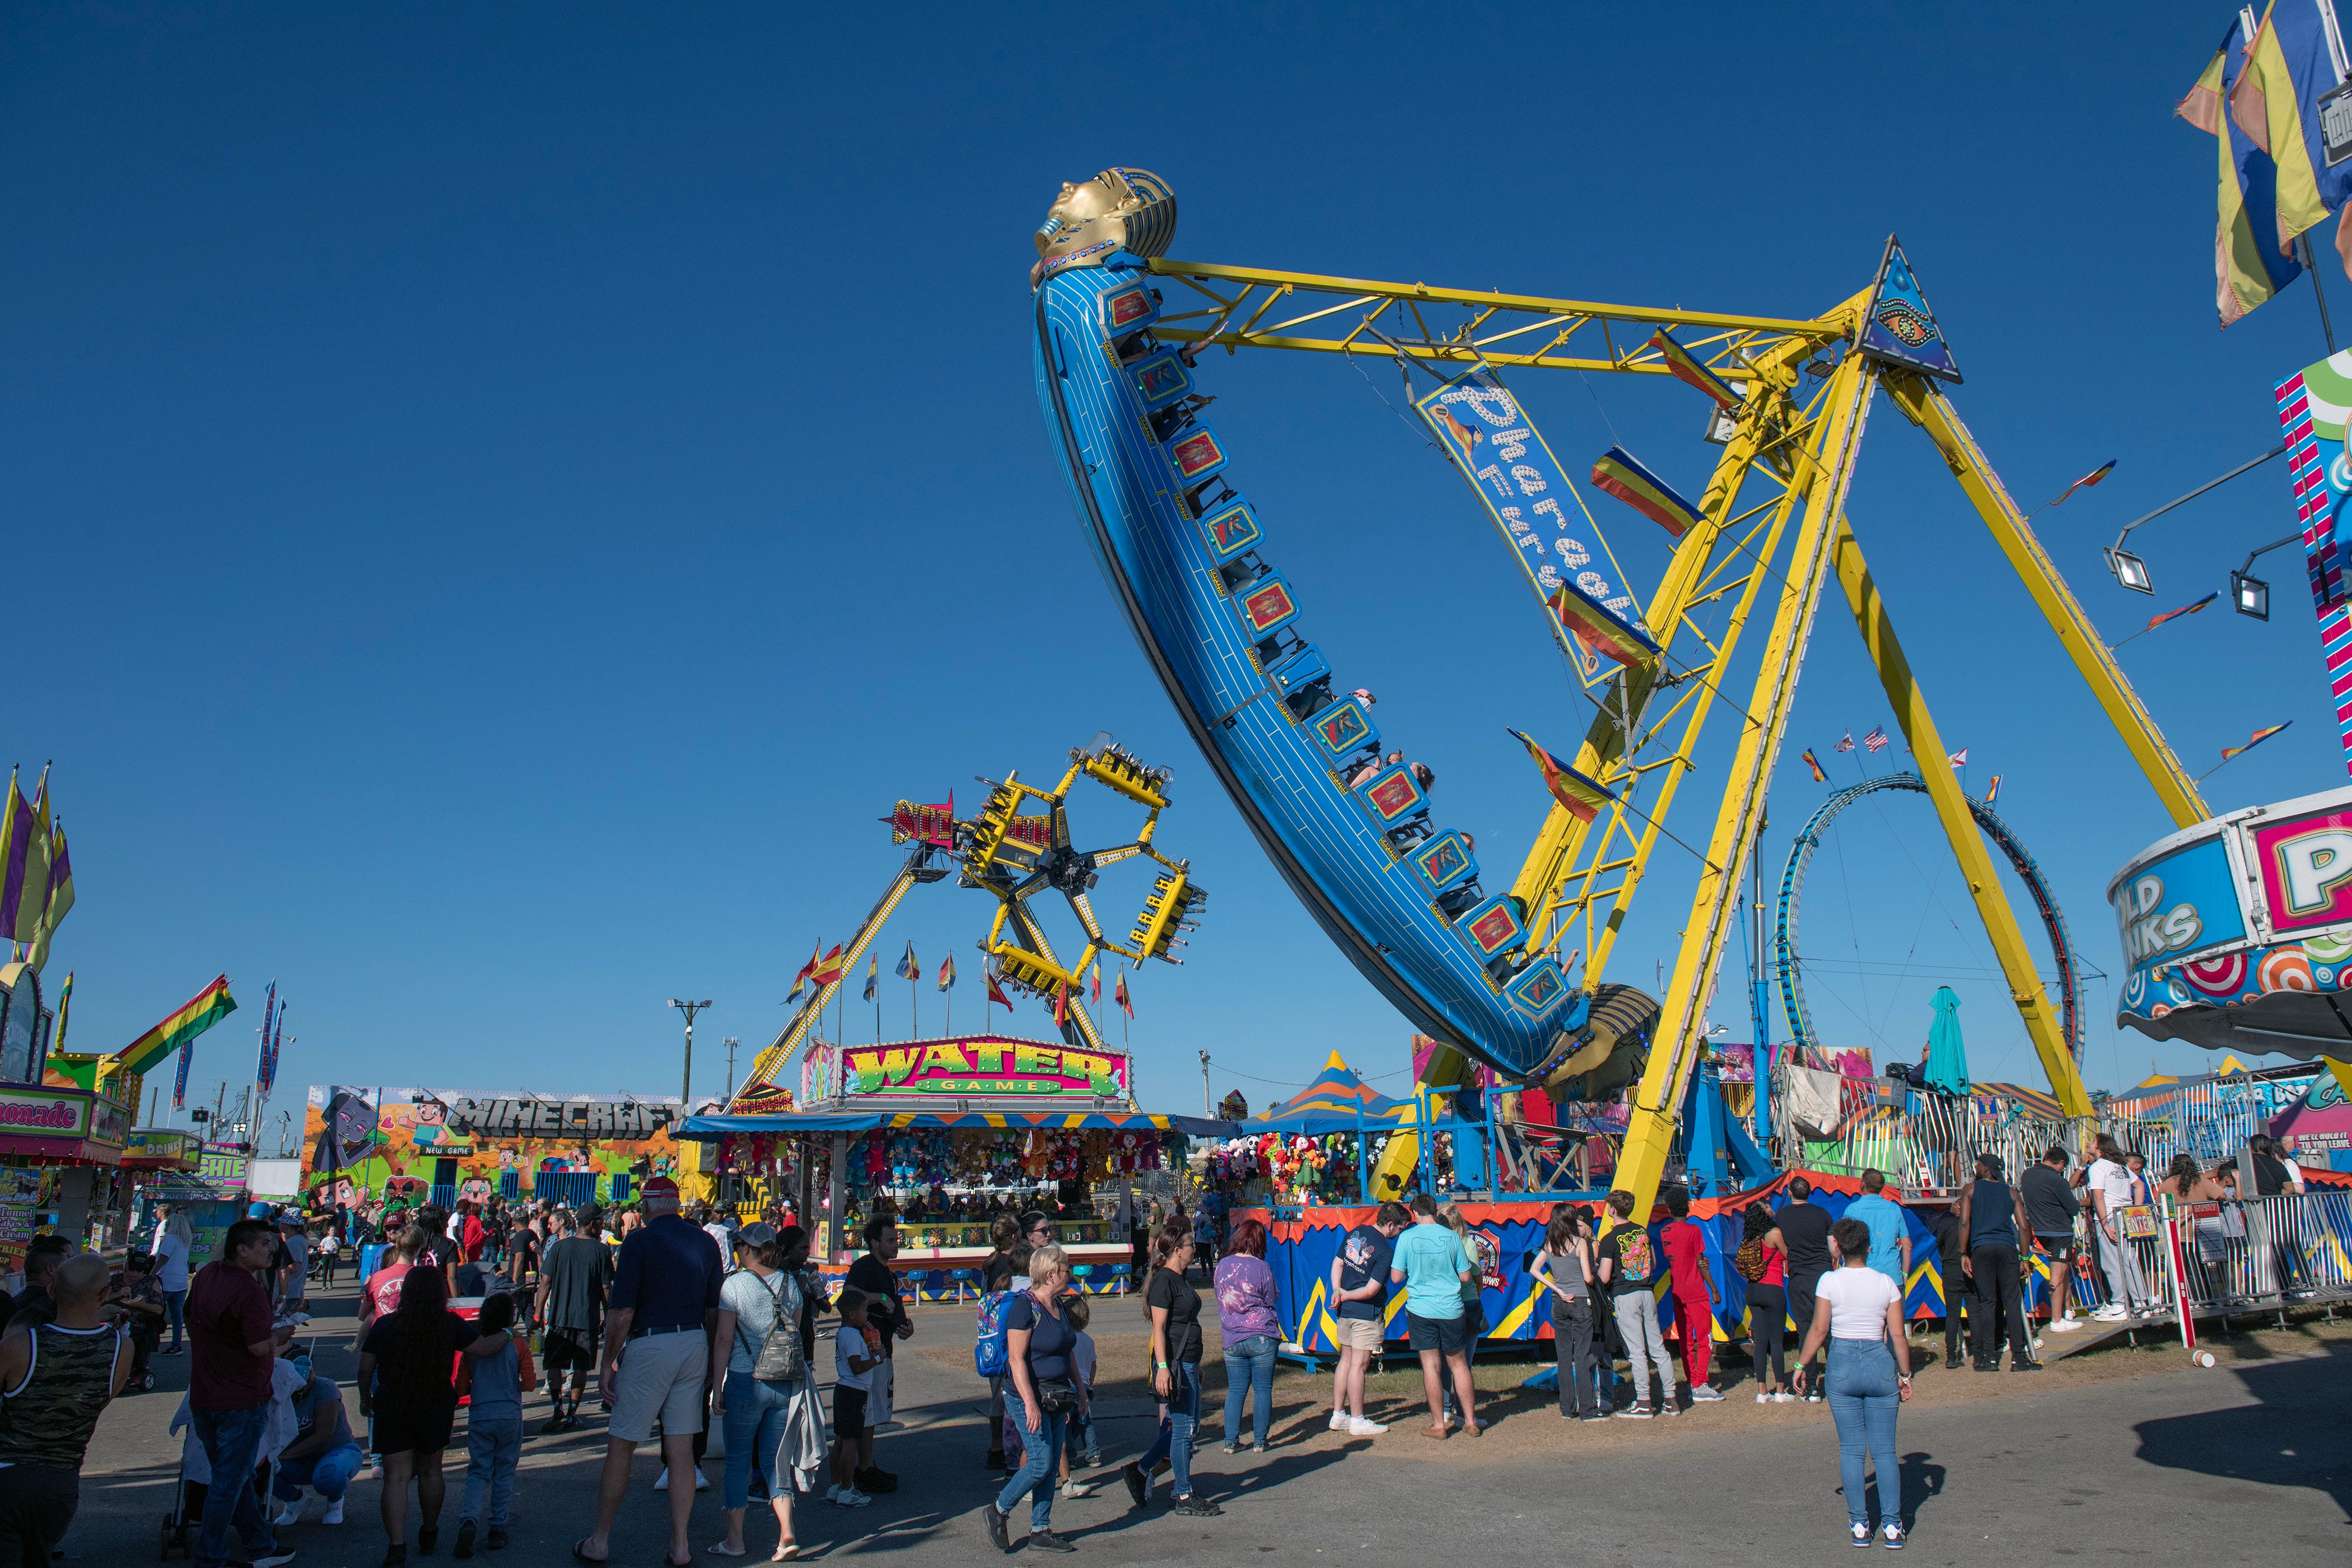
<box><xmin>1773</xmin><ymin>773</ymin><xmax>2082</xmax><ymax>1067</ymax></box>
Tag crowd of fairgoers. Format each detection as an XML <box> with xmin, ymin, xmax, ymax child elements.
<box><xmin>0</xmin><ymin>1128</ymin><xmax>2283</xmax><ymax>1566</ymax></box>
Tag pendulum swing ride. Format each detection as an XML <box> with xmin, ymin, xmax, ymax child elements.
<box><xmin>1030</xmin><ymin>167</ymin><xmax>2216</xmax><ymax>1218</ymax></box>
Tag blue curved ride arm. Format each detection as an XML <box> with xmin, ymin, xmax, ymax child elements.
<box><xmin>1771</xmin><ymin>773</ymin><xmax>2080</xmax><ymax>1063</ymax></box>
<box><xmin>1033</xmin><ymin>257</ymin><xmax>1579</xmax><ymax>1077</ymax></box>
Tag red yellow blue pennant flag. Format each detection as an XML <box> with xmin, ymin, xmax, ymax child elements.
<box><xmin>810</xmin><ymin>944</ymin><xmax>847</xmax><ymax>987</ymax></box>
<box><xmin>986</xmin><ymin>967</ymin><xmax>1012</xmax><ymax>1009</ymax></box>
<box><xmin>1800</xmin><ymin>749</ymin><xmax>1827</xmax><ymax>783</ymax></box>
<box><xmin>787</xmin><ymin>945</ymin><xmax>820</xmax><ymax>1002</ymax></box>
<box><xmin>1052</xmin><ymin>981</ymin><xmax>1071</xmax><ymax>1028</ymax></box>
<box><xmin>1508</xmin><ymin>729</ymin><xmax>1616</xmax><ymax>823</ymax></box>
<box><xmin>1985</xmin><ymin>775</ymin><xmax>2002</xmax><ymax>805</ymax></box>
<box><xmin>2145</xmin><ymin>591</ymin><xmax>2218</xmax><ymax>632</ymax></box>
<box><xmin>2220</xmin><ymin>721</ymin><xmax>2292</xmax><ymax>764</ymax></box>
<box><xmin>862</xmin><ymin>956</ymin><xmax>878</xmax><ymax>1002</ymax></box>
<box><xmin>1547</xmin><ymin>582</ymin><xmax>1662</xmax><ymax>670</ymax></box>
<box><xmin>2045</xmin><ymin>459</ymin><xmax>2116</xmax><ymax>508</ymax></box>
<box><xmin>1590</xmin><ymin>446</ymin><xmax>1703</xmax><ymax>540</ymax></box>
<box><xmin>1644</xmin><ymin>330</ymin><xmax>1741</xmax><ymax>408</ymax></box>
<box><xmin>937</xmin><ymin>952</ymin><xmax>956</xmax><ymax>992</ymax></box>
<box><xmin>1090</xmin><ymin>965</ymin><xmax>1102</xmax><ymax>1006</ymax></box>
<box><xmin>1115</xmin><ymin>969</ymin><xmax>1133</xmax><ymax>1020</ymax></box>
<box><xmin>896</xmin><ymin>940</ymin><xmax>920</xmax><ymax>983</ymax></box>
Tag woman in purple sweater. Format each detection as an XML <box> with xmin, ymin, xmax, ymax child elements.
<box><xmin>1214</xmin><ymin>1219</ymin><xmax>1284</xmax><ymax>1453</ymax></box>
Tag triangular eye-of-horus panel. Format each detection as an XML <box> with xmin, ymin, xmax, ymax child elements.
<box><xmin>1855</xmin><ymin>235</ymin><xmax>1959</xmax><ymax>384</ymax></box>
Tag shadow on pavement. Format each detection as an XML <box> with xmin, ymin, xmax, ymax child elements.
<box><xmin>2132</xmin><ymin>1340</ymin><xmax>2352</xmax><ymax>1525</ymax></box>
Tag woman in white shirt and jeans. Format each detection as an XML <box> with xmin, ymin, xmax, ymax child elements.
<box><xmin>1793</xmin><ymin>1216</ymin><xmax>1912</xmax><ymax>1549</ymax></box>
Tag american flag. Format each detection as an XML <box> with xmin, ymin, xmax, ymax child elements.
<box><xmin>1863</xmin><ymin>727</ymin><xmax>1889</xmax><ymax>753</ymax></box>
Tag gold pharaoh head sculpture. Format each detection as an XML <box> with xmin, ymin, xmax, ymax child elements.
<box><xmin>1032</xmin><ymin>167</ymin><xmax>1177</xmax><ymax>286</ymax></box>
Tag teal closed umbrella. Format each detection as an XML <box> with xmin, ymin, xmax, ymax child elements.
<box><xmin>1924</xmin><ymin>986</ymin><xmax>1970</xmax><ymax>1095</ymax></box>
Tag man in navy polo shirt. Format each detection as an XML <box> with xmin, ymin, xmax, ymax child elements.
<box><xmin>573</xmin><ymin>1176</ymin><xmax>721</xmax><ymax>1567</ymax></box>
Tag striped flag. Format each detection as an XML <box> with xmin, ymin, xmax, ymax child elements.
<box><xmin>1985</xmin><ymin>775</ymin><xmax>2003</xmax><ymax>805</ymax></box>
<box><xmin>1508</xmin><ymin>729</ymin><xmax>1616</xmax><ymax>823</ymax></box>
<box><xmin>861</xmin><ymin>956</ymin><xmax>878</xmax><ymax>1002</ymax></box>
<box><xmin>2178</xmin><ymin>12</ymin><xmax>2306</xmax><ymax>325</ymax></box>
<box><xmin>1115</xmin><ymin>969</ymin><xmax>1133</xmax><ymax>1020</ymax></box>
<box><xmin>1546</xmin><ymin>581</ymin><xmax>1661</xmax><ymax>670</ymax></box>
<box><xmin>787</xmin><ymin>944</ymin><xmax>820</xmax><ymax>1004</ymax></box>
<box><xmin>896</xmin><ymin>941</ymin><xmax>920</xmax><ymax>983</ymax></box>
<box><xmin>2145</xmin><ymin>591</ymin><xmax>2218</xmax><ymax>632</ymax></box>
<box><xmin>119</xmin><ymin>976</ymin><xmax>237</xmax><ymax>1077</ymax></box>
<box><xmin>1645</xmin><ymin>330</ymin><xmax>1741</xmax><ymax>408</ymax></box>
<box><xmin>1590</xmin><ymin>446</ymin><xmax>1703</xmax><ymax>539</ymax></box>
<box><xmin>1052</xmin><ymin>982</ymin><xmax>1071</xmax><ymax>1029</ymax></box>
<box><xmin>2220</xmin><ymin>721</ymin><xmax>2292</xmax><ymax>763</ymax></box>
<box><xmin>1090</xmin><ymin>965</ymin><xmax>1102</xmax><ymax>1006</ymax></box>
<box><xmin>2046</xmin><ymin>460</ymin><xmax>2116</xmax><ymax>508</ymax></box>
<box><xmin>810</xmin><ymin>945</ymin><xmax>847</xmax><ymax>987</ymax></box>
<box><xmin>986</xmin><ymin>967</ymin><xmax>1012</xmax><ymax>1009</ymax></box>
<box><xmin>1863</xmin><ymin>727</ymin><xmax>1889</xmax><ymax>753</ymax></box>
<box><xmin>937</xmin><ymin>952</ymin><xmax>956</xmax><ymax>992</ymax></box>
<box><xmin>1800</xmin><ymin>749</ymin><xmax>1827</xmax><ymax>783</ymax></box>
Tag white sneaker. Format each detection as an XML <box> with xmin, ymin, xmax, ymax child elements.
<box><xmin>1059</xmin><ymin>1480</ymin><xmax>1091</xmax><ymax>1499</ymax></box>
<box><xmin>2046</xmin><ymin>1318</ymin><xmax>2083</xmax><ymax>1332</ymax></box>
<box><xmin>1347</xmin><ymin>1416</ymin><xmax>1387</xmax><ymax>1435</ymax></box>
<box><xmin>1772</xmin><ymin>1390</ymin><xmax>1796</xmax><ymax>1403</ymax></box>
<box><xmin>1328</xmin><ymin>1410</ymin><xmax>1349</xmax><ymax>1431</ymax></box>
<box><xmin>656</xmin><ymin>1468</ymin><xmax>670</xmax><ymax>1491</ymax></box>
<box><xmin>274</xmin><ymin>1500</ymin><xmax>305</xmax><ymax>1527</ymax></box>
<box><xmin>322</xmin><ymin>1499</ymin><xmax>345</xmax><ymax>1526</ymax></box>
<box><xmin>836</xmin><ymin>1487</ymin><xmax>871</xmax><ymax>1509</ymax></box>
<box><xmin>696</xmin><ymin>1468</ymin><xmax>710</xmax><ymax>1492</ymax></box>
<box><xmin>1691</xmin><ymin>1384</ymin><xmax>1725</xmax><ymax>1402</ymax></box>
<box><xmin>1756</xmin><ymin>1393</ymin><xmax>1771</xmax><ymax>1404</ymax></box>
<box><xmin>1850</xmin><ymin>1522</ymin><xmax>1873</xmax><ymax>1548</ymax></box>
<box><xmin>1883</xmin><ymin>1522</ymin><xmax>1905</xmax><ymax>1550</ymax></box>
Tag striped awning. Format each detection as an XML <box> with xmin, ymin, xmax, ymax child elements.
<box><xmin>1244</xmin><ymin>1053</ymin><xmax>1406</xmax><ymax>1134</ymax></box>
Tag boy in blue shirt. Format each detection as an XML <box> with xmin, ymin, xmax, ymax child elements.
<box><xmin>1388</xmin><ymin>1194</ymin><xmax>1478</xmax><ymax>1438</ymax></box>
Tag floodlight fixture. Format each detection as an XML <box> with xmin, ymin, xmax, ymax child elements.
<box><xmin>2104</xmin><ymin>547</ymin><xmax>2154</xmax><ymax>594</ymax></box>
<box><xmin>2232</xmin><ymin>570</ymin><xmax>2271</xmax><ymax>621</ymax></box>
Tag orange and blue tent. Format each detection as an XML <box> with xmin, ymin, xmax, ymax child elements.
<box><xmin>1247</xmin><ymin>1052</ymin><xmax>1406</xmax><ymax>1133</ymax></box>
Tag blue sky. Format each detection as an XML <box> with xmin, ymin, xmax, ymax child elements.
<box><xmin>4</xmin><ymin>2</ymin><xmax>2340</xmax><ymax>1133</ymax></box>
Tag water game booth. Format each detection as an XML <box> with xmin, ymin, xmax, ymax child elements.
<box><xmin>682</xmin><ymin>1034</ymin><xmax>1235</xmax><ymax>1298</ymax></box>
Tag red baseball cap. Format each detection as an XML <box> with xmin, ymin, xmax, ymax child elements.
<box><xmin>640</xmin><ymin>1175</ymin><xmax>680</xmax><ymax>1201</ymax></box>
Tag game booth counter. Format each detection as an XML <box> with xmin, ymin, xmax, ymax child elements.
<box><xmin>301</xmin><ymin>1085</ymin><xmax>690</xmax><ymax>1211</ymax></box>
<box><xmin>684</xmin><ymin>1034</ymin><xmax>1235</xmax><ymax>1297</ymax></box>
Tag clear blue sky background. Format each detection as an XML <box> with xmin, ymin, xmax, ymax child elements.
<box><xmin>5</xmin><ymin>3</ymin><xmax>2339</xmax><ymax>1135</ymax></box>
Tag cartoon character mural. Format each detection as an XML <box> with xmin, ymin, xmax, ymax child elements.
<box><xmin>301</xmin><ymin>1086</ymin><xmax>685</xmax><ymax>1200</ymax></box>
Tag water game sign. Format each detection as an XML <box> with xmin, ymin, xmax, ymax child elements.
<box><xmin>837</xmin><ymin>1035</ymin><xmax>1130</xmax><ymax>1102</ymax></box>
<box><xmin>1415</xmin><ymin>367</ymin><xmax>1650</xmax><ymax>681</ymax></box>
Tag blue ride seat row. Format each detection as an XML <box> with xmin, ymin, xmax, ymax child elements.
<box><xmin>1034</xmin><ymin>245</ymin><xmax>1585</xmax><ymax>1076</ymax></box>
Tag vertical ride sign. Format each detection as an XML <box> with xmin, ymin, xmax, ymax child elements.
<box><xmin>1416</xmin><ymin>367</ymin><xmax>1655</xmax><ymax>681</ymax></box>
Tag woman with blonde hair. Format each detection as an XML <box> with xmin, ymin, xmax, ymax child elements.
<box><xmin>984</xmin><ymin>1244</ymin><xmax>1088</xmax><ymax>1553</ymax></box>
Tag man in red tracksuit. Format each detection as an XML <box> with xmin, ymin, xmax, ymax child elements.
<box><xmin>1660</xmin><ymin>1188</ymin><xmax>1726</xmax><ymax>1402</ymax></box>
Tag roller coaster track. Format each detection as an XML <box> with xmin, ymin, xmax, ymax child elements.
<box><xmin>1773</xmin><ymin>773</ymin><xmax>2082</xmax><ymax>1066</ymax></box>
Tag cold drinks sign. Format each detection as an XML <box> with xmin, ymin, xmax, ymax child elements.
<box><xmin>837</xmin><ymin>1035</ymin><xmax>1131</xmax><ymax>1103</ymax></box>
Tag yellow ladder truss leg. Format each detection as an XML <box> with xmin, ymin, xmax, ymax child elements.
<box><xmin>1614</xmin><ymin>356</ymin><xmax>1878</xmax><ymax>1211</ymax></box>
<box><xmin>1888</xmin><ymin>375</ymin><xmax>2209</xmax><ymax>829</ymax></box>
<box><xmin>1827</xmin><ymin>511</ymin><xmax>2094</xmax><ymax>1118</ymax></box>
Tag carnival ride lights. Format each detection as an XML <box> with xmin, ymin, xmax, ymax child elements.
<box><xmin>1032</xmin><ymin>167</ymin><xmax>2218</xmax><ymax>1214</ymax></box>
<box><xmin>1774</xmin><ymin>774</ymin><xmax>2084</xmax><ymax>1068</ymax></box>
<box><xmin>726</xmin><ymin>732</ymin><xmax>1194</xmax><ymax>1104</ymax></box>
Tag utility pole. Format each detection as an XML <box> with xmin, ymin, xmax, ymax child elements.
<box><xmin>669</xmin><ymin>998</ymin><xmax>712</xmax><ymax>1107</ymax></box>
<box><xmin>1199</xmin><ymin>1050</ymin><xmax>1211</xmax><ymax>1116</ymax></box>
<box><xmin>722</xmin><ymin>1037</ymin><xmax>740</xmax><ymax>1102</ymax></box>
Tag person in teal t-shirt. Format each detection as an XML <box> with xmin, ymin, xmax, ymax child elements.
<box><xmin>1843</xmin><ymin>1169</ymin><xmax>1912</xmax><ymax>1298</ymax></box>
<box><xmin>1388</xmin><ymin>1194</ymin><xmax>1481</xmax><ymax>1437</ymax></box>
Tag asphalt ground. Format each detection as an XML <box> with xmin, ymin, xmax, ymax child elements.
<box><xmin>63</xmin><ymin>1280</ymin><xmax>2352</xmax><ymax>1566</ymax></box>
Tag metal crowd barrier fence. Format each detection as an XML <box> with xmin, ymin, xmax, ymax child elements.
<box><xmin>2162</xmin><ymin>1189</ymin><xmax>2352</xmax><ymax>1335</ymax></box>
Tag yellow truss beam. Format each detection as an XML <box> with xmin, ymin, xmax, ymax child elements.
<box><xmin>1887</xmin><ymin>376</ymin><xmax>2209</xmax><ymax>829</ymax></box>
<box><xmin>1614</xmin><ymin>356</ymin><xmax>1878</xmax><ymax>1207</ymax></box>
<box><xmin>1826</xmin><ymin>510</ymin><xmax>2095</xmax><ymax>1118</ymax></box>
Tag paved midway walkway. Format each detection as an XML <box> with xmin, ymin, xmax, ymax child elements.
<box><xmin>66</xmin><ymin>1282</ymin><xmax>2352</xmax><ymax>1566</ymax></box>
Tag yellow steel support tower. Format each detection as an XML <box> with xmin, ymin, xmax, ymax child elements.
<box><xmin>1144</xmin><ymin>246</ymin><xmax>2200</xmax><ymax>1214</ymax></box>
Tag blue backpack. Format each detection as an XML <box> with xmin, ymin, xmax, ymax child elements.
<box><xmin>974</xmin><ymin>1289</ymin><xmax>1014</xmax><ymax>1378</ymax></box>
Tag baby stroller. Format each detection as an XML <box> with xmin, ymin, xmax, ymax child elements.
<box><xmin>161</xmin><ymin>1349</ymin><xmax>304</xmax><ymax>1560</ymax></box>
